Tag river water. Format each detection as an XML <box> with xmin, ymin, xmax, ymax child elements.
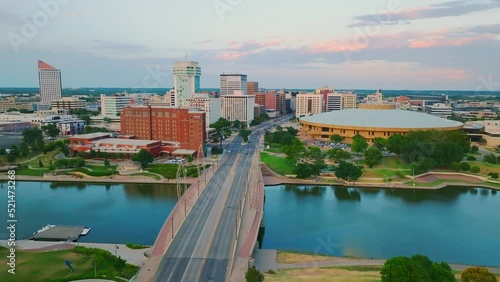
<box><xmin>1</xmin><ymin>182</ymin><xmax>499</xmax><ymax>266</ymax></box>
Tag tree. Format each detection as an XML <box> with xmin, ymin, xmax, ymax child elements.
<box><xmin>471</xmin><ymin>145</ymin><xmax>479</xmax><ymax>153</ymax></box>
<box><xmin>373</xmin><ymin>137</ymin><xmax>387</xmax><ymax>151</ymax></box>
<box><xmin>19</xmin><ymin>142</ymin><xmax>29</xmax><ymax>157</ymax></box>
<box><xmin>38</xmin><ymin>159</ymin><xmax>43</xmax><ymax>167</ymax></box>
<box><xmin>239</xmin><ymin>129</ymin><xmax>252</xmax><ymax>142</ymax></box>
<box><xmin>132</xmin><ymin>149</ymin><xmax>153</xmax><ymax>168</ymax></box>
<box><xmin>364</xmin><ymin>147</ymin><xmax>383</xmax><ymax>168</ymax></box>
<box><xmin>471</xmin><ymin>166</ymin><xmax>480</xmax><ymax>173</ymax></box>
<box><xmin>380</xmin><ymin>255</ymin><xmax>454</xmax><ymax>282</ymax></box>
<box><xmin>461</xmin><ymin>267</ymin><xmax>497</xmax><ymax>282</ymax></box>
<box><xmin>330</xmin><ymin>134</ymin><xmax>343</xmax><ymax>143</ymax></box>
<box><xmin>104</xmin><ymin>159</ymin><xmax>111</xmax><ymax>167</ymax></box>
<box><xmin>460</xmin><ymin>162</ymin><xmax>471</xmax><ymax>171</ymax></box>
<box><xmin>306</xmin><ymin>146</ymin><xmax>322</xmax><ymax>161</ymax></box>
<box><xmin>80</xmin><ymin>115</ymin><xmax>92</xmax><ymax>125</ymax></box>
<box><xmin>282</xmin><ymin>138</ymin><xmax>305</xmax><ymax>162</ymax></box>
<box><xmin>327</xmin><ymin>148</ymin><xmax>351</xmax><ymax>162</ymax></box>
<box><xmin>431</xmin><ymin>262</ymin><xmax>455</xmax><ymax>282</ymax></box>
<box><xmin>351</xmin><ymin>134</ymin><xmax>368</xmax><ymax>154</ymax></box>
<box><xmin>386</xmin><ymin>134</ymin><xmax>407</xmax><ymax>156</ymax></box>
<box><xmin>186</xmin><ymin>155</ymin><xmax>193</xmax><ymax>163</ymax></box>
<box><xmin>42</xmin><ymin>123</ymin><xmax>60</xmax><ymax>138</ymax></box>
<box><xmin>103</xmin><ymin>117</ymin><xmax>112</xmax><ymax>123</ymax></box>
<box><xmin>335</xmin><ymin>162</ymin><xmax>362</xmax><ymax>181</ymax></box>
<box><xmin>294</xmin><ymin>163</ymin><xmax>316</xmax><ymax>179</ymax></box>
<box><xmin>22</xmin><ymin>127</ymin><xmax>45</xmax><ymax>152</ymax></box>
<box><xmin>211</xmin><ymin>146</ymin><xmax>223</xmax><ymax>155</ymax></box>
<box><xmin>245</xmin><ymin>266</ymin><xmax>264</xmax><ymax>282</ymax></box>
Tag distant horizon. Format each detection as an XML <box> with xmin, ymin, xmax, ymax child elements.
<box><xmin>0</xmin><ymin>86</ymin><xmax>498</xmax><ymax>93</ymax></box>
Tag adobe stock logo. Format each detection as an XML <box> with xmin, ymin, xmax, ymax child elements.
<box><xmin>213</xmin><ymin>0</ymin><xmax>243</xmax><ymax>21</ymax></box>
<box><xmin>7</xmin><ymin>0</ymin><xmax>71</xmax><ymax>53</ymax></box>
<box><xmin>475</xmin><ymin>75</ymin><xmax>500</xmax><ymax>94</ymax></box>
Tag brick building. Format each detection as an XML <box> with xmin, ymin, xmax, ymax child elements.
<box><xmin>120</xmin><ymin>106</ymin><xmax>206</xmax><ymax>156</ymax></box>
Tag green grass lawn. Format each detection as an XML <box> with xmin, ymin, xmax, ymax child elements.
<box><xmin>362</xmin><ymin>168</ymin><xmax>412</xmax><ymax>179</ymax></box>
<box><xmin>147</xmin><ymin>164</ymin><xmax>203</xmax><ymax>178</ymax></box>
<box><xmin>15</xmin><ymin>167</ymin><xmax>49</xmax><ymax>176</ymax></box>
<box><xmin>0</xmin><ymin>246</ymin><xmax>136</xmax><ymax>282</ymax></box>
<box><xmin>357</xmin><ymin>157</ymin><xmax>410</xmax><ymax>169</ymax></box>
<box><xmin>260</xmin><ymin>152</ymin><xmax>296</xmax><ymax>175</ymax></box>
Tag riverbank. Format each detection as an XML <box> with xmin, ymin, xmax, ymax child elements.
<box><xmin>262</xmin><ymin>165</ymin><xmax>500</xmax><ymax>191</ymax></box>
<box><xmin>0</xmin><ymin>173</ymin><xmax>195</xmax><ymax>185</ymax></box>
<box><xmin>257</xmin><ymin>250</ymin><xmax>500</xmax><ymax>282</ymax></box>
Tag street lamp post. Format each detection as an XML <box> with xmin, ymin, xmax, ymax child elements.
<box><xmin>234</xmin><ymin>218</ymin><xmax>238</xmax><ymax>239</ymax></box>
<box><xmin>412</xmin><ymin>167</ymin><xmax>415</xmax><ymax>187</ymax></box>
<box><xmin>171</xmin><ymin>217</ymin><xmax>175</xmax><ymax>239</ymax></box>
<box><xmin>184</xmin><ymin>199</ymin><xmax>187</xmax><ymax>218</ymax></box>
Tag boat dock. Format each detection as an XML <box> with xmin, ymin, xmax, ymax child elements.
<box><xmin>31</xmin><ymin>225</ymin><xmax>91</xmax><ymax>242</ymax></box>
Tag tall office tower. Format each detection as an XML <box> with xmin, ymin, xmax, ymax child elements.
<box><xmin>220</xmin><ymin>74</ymin><xmax>247</xmax><ymax>96</ymax></box>
<box><xmin>173</xmin><ymin>61</ymin><xmax>201</xmax><ymax>106</ymax></box>
<box><xmin>38</xmin><ymin>60</ymin><xmax>62</xmax><ymax>107</ymax></box>
<box><xmin>295</xmin><ymin>94</ymin><xmax>323</xmax><ymax>117</ymax></box>
<box><xmin>247</xmin><ymin>81</ymin><xmax>259</xmax><ymax>95</ymax></box>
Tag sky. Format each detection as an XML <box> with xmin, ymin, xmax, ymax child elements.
<box><xmin>0</xmin><ymin>0</ymin><xmax>499</xmax><ymax>90</ymax></box>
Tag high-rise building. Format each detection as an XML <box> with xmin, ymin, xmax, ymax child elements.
<box><xmin>183</xmin><ymin>95</ymin><xmax>222</xmax><ymax>128</ymax></box>
<box><xmin>326</xmin><ymin>93</ymin><xmax>343</xmax><ymax>111</ymax></box>
<box><xmin>173</xmin><ymin>61</ymin><xmax>201</xmax><ymax>106</ymax></box>
<box><xmin>121</xmin><ymin>106</ymin><xmax>206</xmax><ymax>156</ymax></box>
<box><xmin>247</xmin><ymin>82</ymin><xmax>259</xmax><ymax>95</ymax></box>
<box><xmin>295</xmin><ymin>94</ymin><xmax>323</xmax><ymax>117</ymax></box>
<box><xmin>100</xmin><ymin>93</ymin><xmax>131</xmax><ymax>116</ymax></box>
<box><xmin>38</xmin><ymin>60</ymin><xmax>62</xmax><ymax>107</ymax></box>
<box><xmin>220</xmin><ymin>74</ymin><xmax>247</xmax><ymax>96</ymax></box>
<box><xmin>221</xmin><ymin>95</ymin><xmax>255</xmax><ymax>123</ymax></box>
<box><xmin>342</xmin><ymin>92</ymin><xmax>358</xmax><ymax>109</ymax></box>
<box><xmin>51</xmin><ymin>97</ymin><xmax>87</xmax><ymax>111</ymax></box>
<box><xmin>276</xmin><ymin>92</ymin><xmax>286</xmax><ymax>115</ymax></box>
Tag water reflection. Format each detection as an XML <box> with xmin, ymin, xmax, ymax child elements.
<box><xmin>332</xmin><ymin>187</ymin><xmax>361</xmax><ymax>202</ymax></box>
<box><xmin>284</xmin><ymin>185</ymin><xmax>326</xmax><ymax>197</ymax></box>
<box><xmin>42</xmin><ymin>182</ymin><xmax>178</xmax><ymax>200</ymax></box>
<box><xmin>123</xmin><ymin>183</ymin><xmax>177</xmax><ymax>200</ymax></box>
<box><xmin>263</xmin><ymin>184</ymin><xmax>500</xmax><ymax>266</ymax></box>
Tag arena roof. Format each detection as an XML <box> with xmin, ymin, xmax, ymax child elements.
<box><xmin>300</xmin><ymin>109</ymin><xmax>463</xmax><ymax>129</ymax></box>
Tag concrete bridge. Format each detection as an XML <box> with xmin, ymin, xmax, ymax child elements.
<box><xmin>136</xmin><ymin>130</ymin><xmax>266</xmax><ymax>282</ymax></box>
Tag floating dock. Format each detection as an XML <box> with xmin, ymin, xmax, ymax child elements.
<box><xmin>30</xmin><ymin>225</ymin><xmax>90</xmax><ymax>242</ymax></box>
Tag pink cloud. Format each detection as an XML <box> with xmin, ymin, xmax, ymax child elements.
<box><xmin>409</xmin><ymin>34</ymin><xmax>495</xmax><ymax>48</ymax></box>
<box><xmin>215</xmin><ymin>52</ymin><xmax>246</xmax><ymax>61</ymax></box>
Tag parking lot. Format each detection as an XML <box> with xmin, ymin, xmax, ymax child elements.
<box><xmin>308</xmin><ymin>140</ymin><xmax>351</xmax><ymax>151</ymax></box>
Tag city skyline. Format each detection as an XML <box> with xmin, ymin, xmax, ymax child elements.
<box><xmin>0</xmin><ymin>0</ymin><xmax>499</xmax><ymax>90</ymax></box>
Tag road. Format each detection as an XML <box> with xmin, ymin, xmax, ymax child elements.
<box><xmin>153</xmin><ymin>121</ymin><xmax>273</xmax><ymax>282</ymax></box>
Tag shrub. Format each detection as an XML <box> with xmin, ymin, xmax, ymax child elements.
<box><xmin>471</xmin><ymin>145</ymin><xmax>479</xmax><ymax>152</ymax></box>
<box><xmin>488</xmin><ymin>172</ymin><xmax>499</xmax><ymax>179</ymax></box>
<box><xmin>460</xmin><ymin>162</ymin><xmax>471</xmax><ymax>171</ymax></box>
<box><xmin>461</xmin><ymin>266</ymin><xmax>497</xmax><ymax>282</ymax></box>
<box><xmin>245</xmin><ymin>266</ymin><xmax>265</xmax><ymax>282</ymax></box>
<box><xmin>450</xmin><ymin>162</ymin><xmax>461</xmax><ymax>171</ymax></box>
<box><xmin>470</xmin><ymin>166</ymin><xmax>480</xmax><ymax>173</ymax></box>
<box><xmin>467</xmin><ymin>155</ymin><xmax>477</xmax><ymax>161</ymax></box>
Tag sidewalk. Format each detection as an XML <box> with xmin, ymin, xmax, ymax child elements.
<box><xmin>0</xmin><ymin>240</ymin><xmax>149</xmax><ymax>267</ymax></box>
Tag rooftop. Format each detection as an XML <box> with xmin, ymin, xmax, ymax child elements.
<box><xmin>73</xmin><ymin>132</ymin><xmax>111</xmax><ymax>139</ymax></box>
<box><xmin>94</xmin><ymin>138</ymin><xmax>160</xmax><ymax>146</ymax></box>
<box><xmin>300</xmin><ymin>109</ymin><xmax>464</xmax><ymax>129</ymax></box>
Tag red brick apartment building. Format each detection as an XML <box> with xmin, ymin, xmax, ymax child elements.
<box><xmin>120</xmin><ymin>106</ymin><xmax>206</xmax><ymax>156</ymax></box>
